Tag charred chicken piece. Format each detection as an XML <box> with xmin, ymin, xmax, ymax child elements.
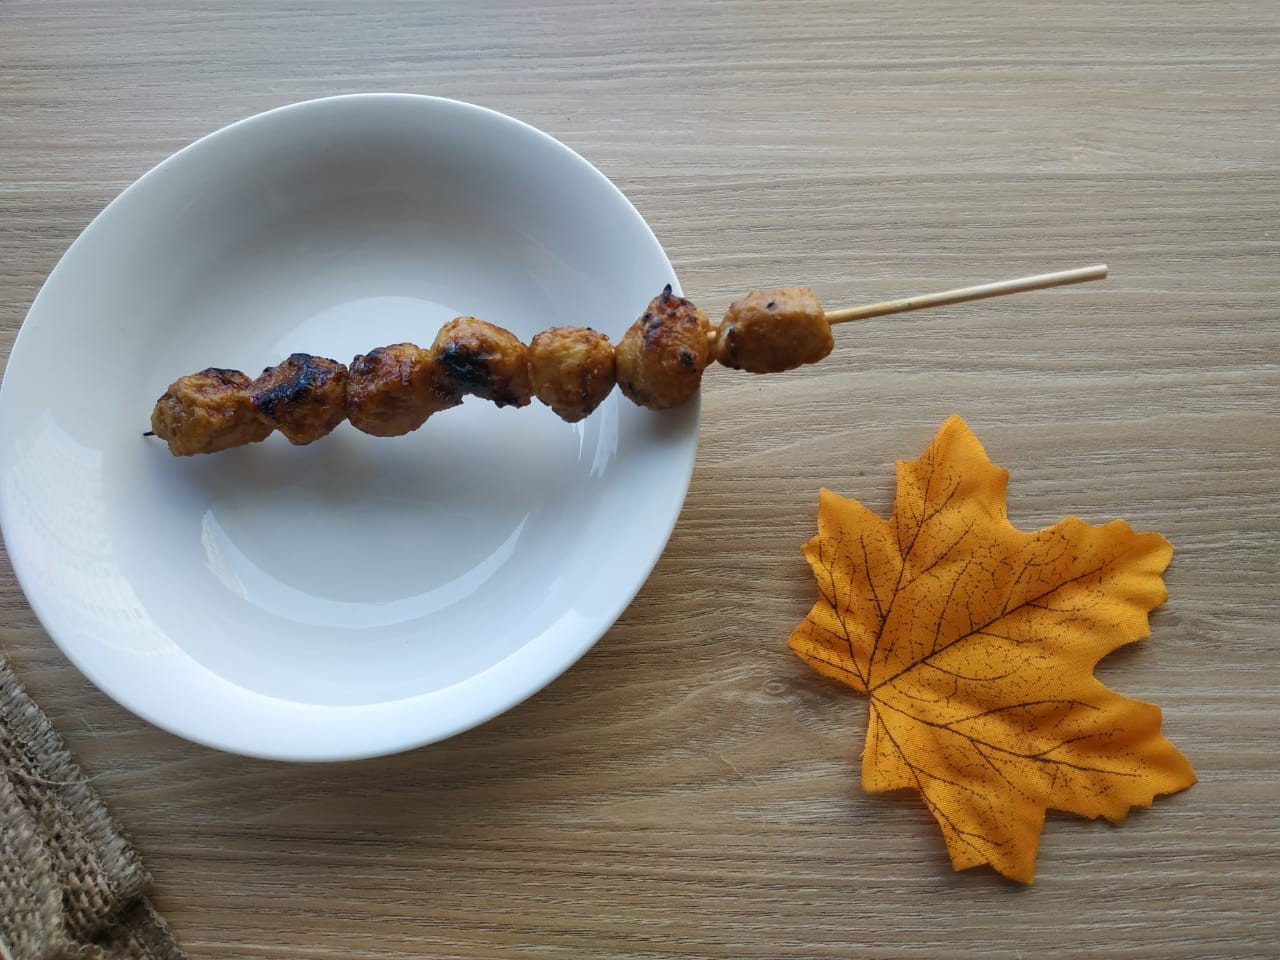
<box><xmin>431</xmin><ymin>317</ymin><xmax>533</xmax><ymax>408</ymax></box>
<box><xmin>715</xmin><ymin>287</ymin><xmax>833</xmax><ymax>374</ymax></box>
<box><xmin>249</xmin><ymin>353</ymin><xmax>349</xmax><ymax>445</ymax></box>
<box><xmin>150</xmin><ymin>368</ymin><xmax>273</xmax><ymax>456</ymax></box>
<box><xmin>345</xmin><ymin>343</ymin><xmax>461</xmax><ymax>437</ymax></box>
<box><xmin>615</xmin><ymin>284</ymin><xmax>713</xmax><ymax>410</ymax></box>
<box><xmin>527</xmin><ymin>326</ymin><xmax>617</xmax><ymax>423</ymax></box>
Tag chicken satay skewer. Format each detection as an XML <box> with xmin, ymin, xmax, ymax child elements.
<box><xmin>148</xmin><ymin>265</ymin><xmax>1108</xmax><ymax>454</ymax></box>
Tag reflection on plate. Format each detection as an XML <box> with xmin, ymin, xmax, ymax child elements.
<box><xmin>0</xmin><ymin>94</ymin><xmax>698</xmax><ymax>761</ymax></box>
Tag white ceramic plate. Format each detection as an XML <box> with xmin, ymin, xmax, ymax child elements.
<box><xmin>0</xmin><ymin>94</ymin><xmax>698</xmax><ymax>761</ymax></box>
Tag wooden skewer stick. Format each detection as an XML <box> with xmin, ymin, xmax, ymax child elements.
<box><xmin>822</xmin><ymin>264</ymin><xmax>1108</xmax><ymax>325</ymax></box>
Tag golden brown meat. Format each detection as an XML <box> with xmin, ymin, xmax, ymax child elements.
<box><xmin>431</xmin><ymin>317</ymin><xmax>533</xmax><ymax>408</ymax></box>
<box><xmin>615</xmin><ymin>284</ymin><xmax>713</xmax><ymax>410</ymax></box>
<box><xmin>150</xmin><ymin>368</ymin><xmax>273</xmax><ymax>456</ymax></box>
<box><xmin>527</xmin><ymin>326</ymin><xmax>616</xmax><ymax>423</ymax></box>
<box><xmin>249</xmin><ymin>353</ymin><xmax>349</xmax><ymax>445</ymax></box>
<box><xmin>345</xmin><ymin>343</ymin><xmax>461</xmax><ymax>437</ymax></box>
<box><xmin>714</xmin><ymin>287</ymin><xmax>833</xmax><ymax>374</ymax></box>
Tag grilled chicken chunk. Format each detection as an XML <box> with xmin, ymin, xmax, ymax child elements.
<box><xmin>346</xmin><ymin>343</ymin><xmax>461</xmax><ymax>437</ymax></box>
<box><xmin>615</xmin><ymin>285</ymin><xmax>712</xmax><ymax>411</ymax></box>
<box><xmin>431</xmin><ymin>317</ymin><xmax>533</xmax><ymax>408</ymax></box>
<box><xmin>527</xmin><ymin>326</ymin><xmax>616</xmax><ymax>423</ymax></box>
<box><xmin>715</xmin><ymin>287</ymin><xmax>832</xmax><ymax>374</ymax></box>
<box><xmin>150</xmin><ymin>368</ymin><xmax>273</xmax><ymax>456</ymax></box>
<box><xmin>250</xmin><ymin>353</ymin><xmax>349</xmax><ymax>445</ymax></box>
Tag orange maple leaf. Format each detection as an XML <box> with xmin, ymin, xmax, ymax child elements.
<box><xmin>788</xmin><ymin>415</ymin><xmax>1195</xmax><ymax>883</ymax></box>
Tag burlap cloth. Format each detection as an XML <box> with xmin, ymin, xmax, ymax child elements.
<box><xmin>0</xmin><ymin>658</ymin><xmax>184</xmax><ymax>960</ymax></box>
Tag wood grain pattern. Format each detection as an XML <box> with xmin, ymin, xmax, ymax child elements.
<box><xmin>1</xmin><ymin>0</ymin><xmax>1277</xmax><ymax>957</ymax></box>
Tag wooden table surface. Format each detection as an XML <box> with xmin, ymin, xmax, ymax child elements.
<box><xmin>2</xmin><ymin>1</ymin><xmax>1277</xmax><ymax>957</ymax></box>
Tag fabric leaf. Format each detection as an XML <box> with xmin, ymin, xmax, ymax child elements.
<box><xmin>788</xmin><ymin>414</ymin><xmax>1195</xmax><ymax>882</ymax></box>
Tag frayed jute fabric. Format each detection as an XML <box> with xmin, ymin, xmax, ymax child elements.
<box><xmin>0</xmin><ymin>659</ymin><xmax>184</xmax><ymax>960</ymax></box>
